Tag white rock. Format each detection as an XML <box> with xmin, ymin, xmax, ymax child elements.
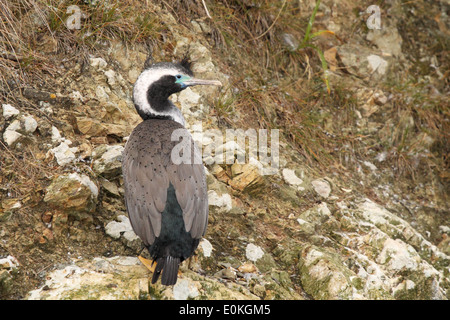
<box><xmin>128</xmin><ymin>68</ymin><xmax>140</xmax><ymax>83</ymax></box>
<box><xmin>39</xmin><ymin>101</ymin><xmax>53</xmax><ymax>115</ymax></box>
<box><xmin>282</xmin><ymin>168</ymin><xmax>303</xmax><ymax>186</ymax></box>
<box><xmin>303</xmin><ymin>247</ymin><xmax>324</xmax><ymax>266</ymax></box>
<box><xmin>177</xmin><ymin>87</ymin><xmax>201</xmax><ymax>112</ymax></box>
<box><xmin>105</xmin><ymin>215</ymin><xmax>138</xmax><ymax>241</ymax></box>
<box><xmin>27</xmin><ymin>256</ymin><xmax>147</xmax><ymax>300</ymax></box>
<box><xmin>92</xmin><ymin>145</ymin><xmax>124</xmax><ymax>177</ymax></box>
<box><xmin>0</xmin><ymin>255</ymin><xmax>20</xmax><ymax>269</ymax></box>
<box><xmin>245</xmin><ymin>243</ymin><xmax>264</xmax><ymax>262</ymax></box>
<box><xmin>104</xmin><ymin>69</ymin><xmax>116</xmax><ymax>86</ymax></box>
<box><xmin>376</xmin><ymin>151</ymin><xmax>387</xmax><ymax>162</ymax></box>
<box><xmin>363</xmin><ymin>161</ymin><xmax>377</xmax><ymax>172</ymax></box>
<box><xmin>358</xmin><ymin>199</ymin><xmax>401</xmax><ymax>226</ymax></box>
<box><xmin>199</xmin><ymin>239</ymin><xmax>213</xmax><ymax>257</ymax></box>
<box><xmin>311</xmin><ymin>179</ymin><xmax>331</xmax><ymax>198</ymax></box>
<box><xmin>102</xmin><ymin>145</ymin><xmax>124</xmax><ymax>161</ymax></box>
<box><xmin>27</xmin><ymin>265</ymin><xmax>86</xmax><ymax>300</ymax></box>
<box><xmin>439</xmin><ymin>225</ymin><xmax>450</xmax><ymax>234</ymax></box>
<box><xmin>367</xmin><ymin>27</ymin><xmax>403</xmax><ymax>57</ymax></box>
<box><xmin>5</xmin><ymin>119</ymin><xmax>21</xmax><ymax>132</ymax></box>
<box><xmin>192</xmin><ymin>61</ymin><xmax>215</xmax><ymax>73</ymax></box>
<box><xmin>172</xmin><ymin>278</ymin><xmax>199</xmax><ymax>300</ymax></box>
<box><xmin>367</xmin><ymin>55</ymin><xmax>388</xmax><ymax>75</ymax></box>
<box><xmin>50</xmin><ymin>141</ymin><xmax>78</xmax><ymax>166</ymax></box>
<box><xmin>51</xmin><ymin>126</ymin><xmax>62</xmax><ymax>143</ymax></box>
<box><xmin>89</xmin><ymin>57</ymin><xmax>107</xmax><ymax>69</ymax></box>
<box><xmin>3</xmin><ymin>129</ymin><xmax>22</xmax><ymax>146</ymax></box>
<box><xmin>208</xmin><ymin>190</ymin><xmax>232</xmax><ymax>211</ymax></box>
<box><xmin>70</xmin><ymin>90</ymin><xmax>84</xmax><ymax>102</ymax></box>
<box><xmin>2</xmin><ymin>104</ymin><xmax>20</xmax><ymax>119</ymax></box>
<box><xmin>318</xmin><ymin>202</ymin><xmax>331</xmax><ymax>216</ymax></box>
<box><xmin>215</xmin><ymin>141</ymin><xmax>246</xmax><ymax>164</ymax></box>
<box><xmin>392</xmin><ymin>279</ymin><xmax>416</xmax><ymax>297</ymax></box>
<box><xmin>110</xmin><ymin>256</ymin><xmax>140</xmax><ymax>266</ymax></box>
<box><xmin>62</xmin><ymin>173</ymin><xmax>98</xmax><ymax>199</ymax></box>
<box><xmin>23</xmin><ymin>115</ymin><xmax>38</xmax><ymax>133</ymax></box>
<box><xmin>3</xmin><ymin>120</ymin><xmax>24</xmax><ymax>145</ymax></box>
<box><xmin>95</xmin><ymin>85</ymin><xmax>109</xmax><ymax>100</ymax></box>
<box><xmin>377</xmin><ymin>238</ymin><xmax>420</xmax><ymax>271</ymax></box>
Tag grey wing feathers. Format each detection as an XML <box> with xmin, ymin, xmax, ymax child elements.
<box><xmin>122</xmin><ymin>120</ymin><xmax>208</xmax><ymax>246</ymax></box>
<box><xmin>168</xmin><ymin>160</ymin><xmax>208</xmax><ymax>239</ymax></box>
<box><xmin>123</xmin><ymin>150</ymin><xmax>168</xmax><ymax>246</ymax></box>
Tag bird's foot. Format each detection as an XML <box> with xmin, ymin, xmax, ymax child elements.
<box><xmin>138</xmin><ymin>255</ymin><xmax>156</xmax><ymax>273</ymax></box>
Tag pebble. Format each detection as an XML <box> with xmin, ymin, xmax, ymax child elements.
<box><xmin>3</xmin><ymin>129</ymin><xmax>22</xmax><ymax>146</ymax></box>
<box><xmin>245</xmin><ymin>243</ymin><xmax>264</xmax><ymax>262</ymax></box>
<box><xmin>311</xmin><ymin>179</ymin><xmax>331</xmax><ymax>198</ymax></box>
<box><xmin>105</xmin><ymin>215</ymin><xmax>138</xmax><ymax>241</ymax></box>
<box><xmin>0</xmin><ymin>255</ymin><xmax>19</xmax><ymax>269</ymax></box>
<box><xmin>282</xmin><ymin>168</ymin><xmax>304</xmax><ymax>187</ymax></box>
<box><xmin>207</xmin><ymin>190</ymin><xmax>232</xmax><ymax>211</ymax></box>
<box><xmin>367</xmin><ymin>54</ymin><xmax>388</xmax><ymax>75</ymax></box>
<box><xmin>199</xmin><ymin>238</ymin><xmax>213</xmax><ymax>257</ymax></box>
<box><xmin>2</xmin><ymin>104</ymin><xmax>20</xmax><ymax>120</ymax></box>
<box><xmin>50</xmin><ymin>141</ymin><xmax>78</xmax><ymax>166</ymax></box>
<box><xmin>238</xmin><ymin>262</ymin><xmax>257</xmax><ymax>273</ymax></box>
<box><xmin>23</xmin><ymin>115</ymin><xmax>38</xmax><ymax>133</ymax></box>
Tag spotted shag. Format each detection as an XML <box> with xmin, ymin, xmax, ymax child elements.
<box><xmin>122</xmin><ymin>59</ymin><xmax>221</xmax><ymax>285</ymax></box>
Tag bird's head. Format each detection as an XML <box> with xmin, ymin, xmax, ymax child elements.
<box><xmin>133</xmin><ymin>59</ymin><xmax>222</xmax><ymax>124</ymax></box>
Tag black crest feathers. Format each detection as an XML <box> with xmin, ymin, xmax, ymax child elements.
<box><xmin>179</xmin><ymin>56</ymin><xmax>193</xmax><ymax>76</ymax></box>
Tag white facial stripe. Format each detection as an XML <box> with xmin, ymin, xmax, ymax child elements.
<box><xmin>133</xmin><ymin>67</ymin><xmax>187</xmax><ymax>126</ymax></box>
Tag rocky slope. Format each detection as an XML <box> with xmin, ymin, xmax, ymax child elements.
<box><xmin>0</xmin><ymin>0</ymin><xmax>448</xmax><ymax>299</ymax></box>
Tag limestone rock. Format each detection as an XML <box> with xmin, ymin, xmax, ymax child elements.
<box><xmin>92</xmin><ymin>145</ymin><xmax>124</xmax><ymax>178</ymax></box>
<box><xmin>44</xmin><ymin>173</ymin><xmax>98</xmax><ymax>214</ymax></box>
<box><xmin>0</xmin><ymin>255</ymin><xmax>19</xmax><ymax>297</ymax></box>
<box><xmin>336</xmin><ymin>43</ymin><xmax>392</xmax><ymax>81</ymax></box>
<box><xmin>246</xmin><ymin>243</ymin><xmax>265</xmax><ymax>262</ymax></box>
<box><xmin>105</xmin><ymin>215</ymin><xmax>139</xmax><ymax>242</ymax></box>
<box><xmin>298</xmin><ymin>245</ymin><xmax>357</xmax><ymax>300</ymax></box>
<box><xmin>366</xmin><ymin>26</ymin><xmax>403</xmax><ymax>57</ymax></box>
<box><xmin>297</xmin><ymin>202</ymin><xmax>334</xmax><ymax>234</ymax></box>
<box><xmin>282</xmin><ymin>168</ymin><xmax>305</xmax><ymax>191</ymax></box>
<box><xmin>2</xmin><ymin>114</ymin><xmax>38</xmax><ymax>146</ymax></box>
<box><xmin>2</xmin><ymin>104</ymin><xmax>20</xmax><ymax>120</ymax></box>
<box><xmin>3</xmin><ymin>128</ymin><xmax>22</xmax><ymax>146</ymax></box>
<box><xmin>27</xmin><ymin>256</ymin><xmax>149</xmax><ymax>300</ymax></box>
<box><xmin>208</xmin><ymin>190</ymin><xmax>232</xmax><ymax>211</ymax></box>
<box><xmin>311</xmin><ymin>179</ymin><xmax>331</xmax><ymax>198</ymax></box>
<box><xmin>229</xmin><ymin>163</ymin><xmax>265</xmax><ymax>194</ymax></box>
<box><xmin>22</xmin><ymin>115</ymin><xmax>38</xmax><ymax>133</ymax></box>
<box><xmin>50</xmin><ymin>140</ymin><xmax>78</xmax><ymax>166</ymax></box>
<box><xmin>76</xmin><ymin>116</ymin><xmax>106</xmax><ymax>137</ymax></box>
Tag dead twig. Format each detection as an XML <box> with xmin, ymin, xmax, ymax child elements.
<box><xmin>201</xmin><ymin>0</ymin><xmax>212</xmax><ymax>19</ymax></box>
<box><xmin>248</xmin><ymin>0</ymin><xmax>287</xmax><ymax>42</ymax></box>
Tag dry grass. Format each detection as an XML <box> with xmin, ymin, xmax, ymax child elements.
<box><xmin>1</xmin><ymin>0</ymin><xmax>447</xmax><ymax>193</ymax></box>
<box><xmin>0</xmin><ymin>0</ymin><xmax>448</xmax><ymax>300</ymax></box>
<box><xmin>4</xmin><ymin>1</ymin><xmax>445</xmax><ymax>175</ymax></box>
<box><xmin>163</xmin><ymin>0</ymin><xmax>362</xmax><ymax>170</ymax></box>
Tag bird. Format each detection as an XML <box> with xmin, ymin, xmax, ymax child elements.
<box><xmin>122</xmin><ymin>59</ymin><xmax>221</xmax><ymax>285</ymax></box>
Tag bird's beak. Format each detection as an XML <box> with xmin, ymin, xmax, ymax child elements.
<box><xmin>183</xmin><ymin>78</ymin><xmax>222</xmax><ymax>87</ymax></box>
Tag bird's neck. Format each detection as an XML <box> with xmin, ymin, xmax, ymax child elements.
<box><xmin>133</xmin><ymin>83</ymin><xmax>185</xmax><ymax>126</ymax></box>
<box><xmin>137</xmin><ymin>101</ymin><xmax>185</xmax><ymax>126</ymax></box>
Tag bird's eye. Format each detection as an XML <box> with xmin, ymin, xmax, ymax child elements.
<box><xmin>175</xmin><ymin>75</ymin><xmax>182</xmax><ymax>79</ymax></box>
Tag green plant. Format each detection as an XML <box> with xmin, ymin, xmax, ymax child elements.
<box><xmin>296</xmin><ymin>0</ymin><xmax>335</xmax><ymax>94</ymax></box>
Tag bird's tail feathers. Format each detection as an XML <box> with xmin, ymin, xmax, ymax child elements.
<box><xmin>151</xmin><ymin>256</ymin><xmax>180</xmax><ymax>286</ymax></box>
